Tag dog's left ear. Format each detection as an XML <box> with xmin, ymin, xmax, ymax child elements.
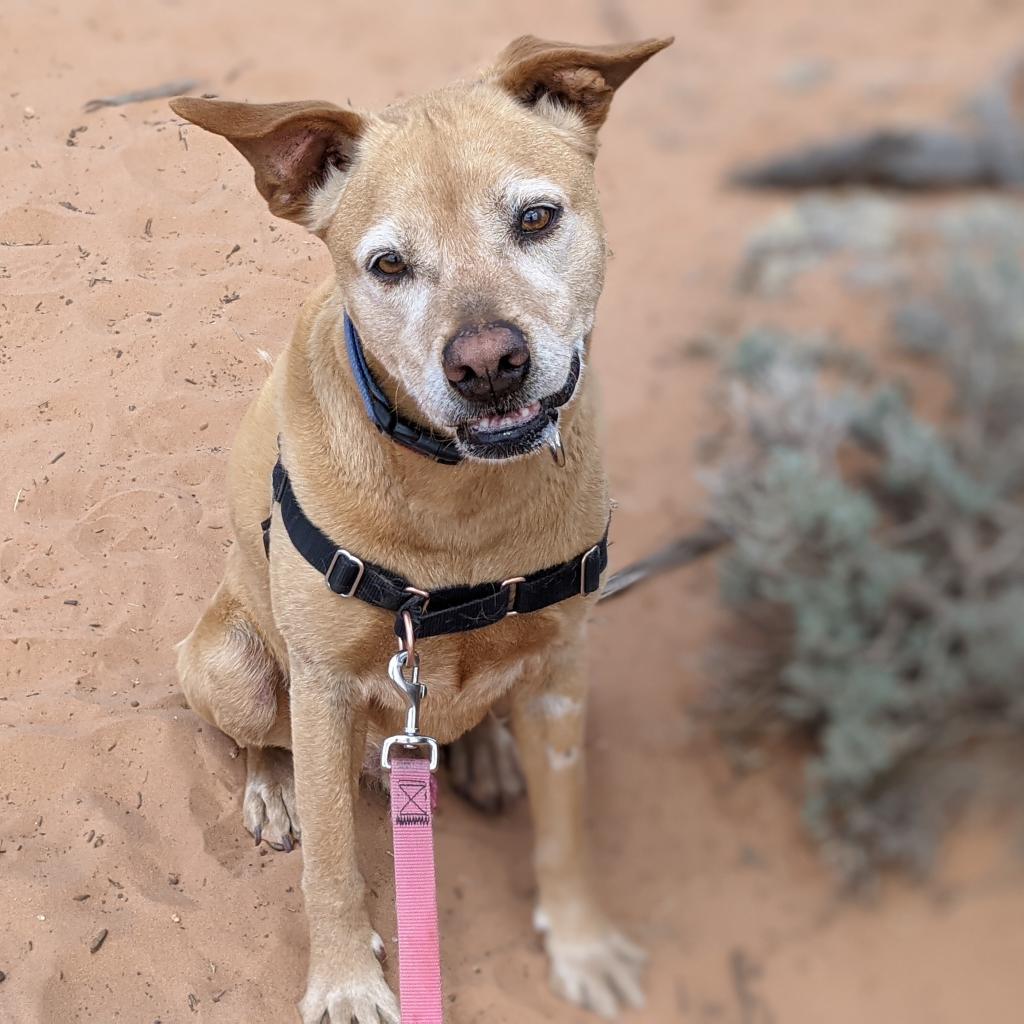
<box><xmin>491</xmin><ymin>35</ymin><xmax>673</xmax><ymax>142</ymax></box>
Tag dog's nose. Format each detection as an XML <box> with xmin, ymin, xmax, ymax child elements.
<box><xmin>442</xmin><ymin>322</ymin><xmax>530</xmax><ymax>401</ymax></box>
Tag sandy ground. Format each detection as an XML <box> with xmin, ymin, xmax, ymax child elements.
<box><xmin>3</xmin><ymin>1</ymin><xmax>1024</xmax><ymax>1021</ymax></box>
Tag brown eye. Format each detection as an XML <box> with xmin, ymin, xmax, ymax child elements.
<box><xmin>518</xmin><ymin>205</ymin><xmax>559</xmax><ymax>236</ymax></box>
<box><xmin>372</xmin><ymin>252</ymin><xmax>408</xmax><ymax>278</ymax></box>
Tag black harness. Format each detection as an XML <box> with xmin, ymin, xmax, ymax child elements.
<box><xmin>261</xmin><ymin>315</ymin><xmax>609</xmax><ymax>642</ymax></box>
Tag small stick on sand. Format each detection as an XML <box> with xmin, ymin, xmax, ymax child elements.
<box><xmin>89</xmin><ymin>929</ymin><xmax>108</xmax><ymax>954</ymax></box>
<box><xmin>600</xmin><ymin>523</ymin><xmax>729</xmax><ymax>603</ymax></box>
<box><xmin>84</xmin><ymin>79</ymin><xmax>202</xmax><ymax>113</ymax></box>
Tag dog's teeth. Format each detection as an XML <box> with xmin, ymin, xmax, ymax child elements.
<box><xmin>471</xmin><ymin>401</ymin><xmax>541</xmax><ymax>433</ymax></box>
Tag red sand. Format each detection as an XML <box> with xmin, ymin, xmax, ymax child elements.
<box><xmin>3</xmin><ymin>1</ymin><xmax>1024</xmax><ymax>1021</ymax></box>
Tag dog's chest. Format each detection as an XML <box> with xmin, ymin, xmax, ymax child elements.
<box><xmin>360</xmin><ymin>620</ymin><xmax>560</xmax><ymax>745</ymax></box>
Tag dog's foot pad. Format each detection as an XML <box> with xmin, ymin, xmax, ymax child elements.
<box><xmin>446</xmin><ymin>713</ymin><xmax>525</xmax><ymax>814</ymax></box>
<box><xmin>243</xmin><ymin>746</ymin><xmax>300</xmax><ymax>851</ymax></box>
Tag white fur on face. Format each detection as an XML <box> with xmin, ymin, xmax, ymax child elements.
<box><xmin>348</xmin><ymin>215</ymin><xmax>450</xmax><ymax>422</ymax></box>
<box><xmin>342</xmin><ymin>161</ymin><xmax>604</xmax><ymax>433</ymax></box>
<box><xmin>500</xmin><ymin>176</ymin><xmax>568</xmax><ymax>216</ymax></box>
<box><xmin>354</xmin><ymin>218</ymin><xmax>403</xmax><ymax>268</ymax></box>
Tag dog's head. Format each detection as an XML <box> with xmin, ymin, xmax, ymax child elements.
<box><xmin>171</xmin><ymin>35</ymin><xmax>672</xmax><ymax>461</ymax></box>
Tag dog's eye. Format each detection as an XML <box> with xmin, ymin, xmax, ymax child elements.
<box><xmin>518</xmin><ymin>205</ymin><xmax>559</xmax><ymax>237</ymax></box>
<box><xmin>371</xmin><ymin>252</ymin><xmax>408</xmax><ymax>279</ymax></box>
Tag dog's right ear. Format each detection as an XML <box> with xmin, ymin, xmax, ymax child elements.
<box><xmin>169</xmin><ymin>97</ymin><xmax>364</xmax><ymax>228</ymax></box>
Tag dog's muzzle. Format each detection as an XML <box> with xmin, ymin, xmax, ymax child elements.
<box><xmin>454</xmin><ymin>350</ymin><xmax>582</xmax><ymax>462</ymax></box>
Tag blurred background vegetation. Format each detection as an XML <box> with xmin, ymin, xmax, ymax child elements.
<box><xmin>697</xmin><ymin>194</ymin><xmax>1024</xmax><ymax>884</ymax></box>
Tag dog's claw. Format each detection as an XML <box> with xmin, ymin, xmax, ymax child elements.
<box><xmin>281</xmin><ymin>833</ymin><xmax>294</xmax><ymax>852</ymax></box>
<box><xmin>253</xmin><ymin>825</ymin><xmax>262</xmax><ymax>846</ymax></box>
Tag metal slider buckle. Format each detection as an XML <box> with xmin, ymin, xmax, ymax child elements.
<box><xmin>325</xmin><ymin>548</ymin><xmax>365</xmax><ymax>597</ymax></box>
<box><xmin>579</xmin><ymin>545</ymin><xmax>600</xmax><ymax>595</ymax></box>
<box><xmin>403</xmin><ymin>586</ymin><xmax>430</xmax><ymax>615</ymax></box>
<box><xmin>501</xmin><ymin>576</ymin><xmax>526</xmax><ymax>616</ymax></box>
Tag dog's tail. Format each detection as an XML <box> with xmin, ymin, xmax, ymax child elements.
<box><xmin>729</xmin><ymin>129</ymin><xmax>1001</xmax><ymax>190</ymax></box>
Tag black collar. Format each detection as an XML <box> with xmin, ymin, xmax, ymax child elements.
<box><xmin>344</xmin><ymin>313</ymin><xmax>463</xmax><ymax>465</ymax></box>
<box><xmin>264</xmin><ymin>459</ymin><xmax>608</xmax><ymax>641</ymax></box>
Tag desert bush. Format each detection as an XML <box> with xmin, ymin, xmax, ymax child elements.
<box><xmin>706</xmin><ymin>200</ymin><xmax>1024</xmax><ymax>882</ymax></box>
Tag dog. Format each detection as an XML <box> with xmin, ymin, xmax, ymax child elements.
<box><xmin>171</xmin><ymin>34</ymin><xmax>672</xmax><ymax>1023</ymax></box>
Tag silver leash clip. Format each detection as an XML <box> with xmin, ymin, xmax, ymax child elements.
<box><xmin>381</xmin><ymin>650</ymin><xmax>440</xmax><ymax>771</ymax></box>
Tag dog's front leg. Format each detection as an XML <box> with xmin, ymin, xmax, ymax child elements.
<box><xmin>290</xmin><ymin>658</ymin><xmax>399</xmax><ymax>1024</ymax></box>
<box><xmin>512</xmin><ymin>651</ymin><xmax>646</xmax><ymax>1020</ymax></box>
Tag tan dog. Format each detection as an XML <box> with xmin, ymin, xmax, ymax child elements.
<box><xmin>171</xmin><ymin>34</ymin><xmax>671</xmax><ymax>1023</ymax></box>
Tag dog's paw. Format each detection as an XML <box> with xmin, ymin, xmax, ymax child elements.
<box><xmin>539</xmin><ymin>913</ymin><xmax>647</xmax><ymax>1020</ymax></box>
<box><xmin>299</xmin><ymin>955</ymin><xmax>399</xmax><ymax>1024</ymax></box>
<box><xmin>446</xmin><ymin>713</ymin><xmax>525</xmax><ymax>814</ymax></box>
<box><xmin>243</xmin><ymin>747</ymin><xmax>300</xmax><ymax>851</ymax></box>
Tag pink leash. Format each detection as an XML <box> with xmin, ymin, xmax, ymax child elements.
<box><xmin>389</xmin><ymin>758</ymin><xmax>443</xmax><ymax>1023</ymax></box>
<box><xmin>383</xmin><ymin>647</ymin><xmax>444</xmax><ymax>1023</ymax></box>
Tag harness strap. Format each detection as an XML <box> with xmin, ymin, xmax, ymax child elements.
<box><xmin>266</xmin><ymin>458</ymin><xmax>608</xmax><ymax>641</ymax></box>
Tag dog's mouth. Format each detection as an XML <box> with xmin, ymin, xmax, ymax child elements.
<box><xmin>455</xmin><ymin>351</ymin><xmax>582</xmax><ymax>461</ymax></box>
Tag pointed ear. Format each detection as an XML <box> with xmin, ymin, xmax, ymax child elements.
<box><xmin>491</xmin><ymin>35</ymin><xmax>673</xmax><ymax>140</ymax></box>
<box><xmin>169</xmin><ymin>97</ymin><xmax>365</xmax><ymax>226</ymax></box>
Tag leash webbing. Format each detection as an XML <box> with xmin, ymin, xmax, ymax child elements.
<box><xmin>389</xmin><ymin>758</ymin><xmax>443</xmax><ymax>1023</ymax></box>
